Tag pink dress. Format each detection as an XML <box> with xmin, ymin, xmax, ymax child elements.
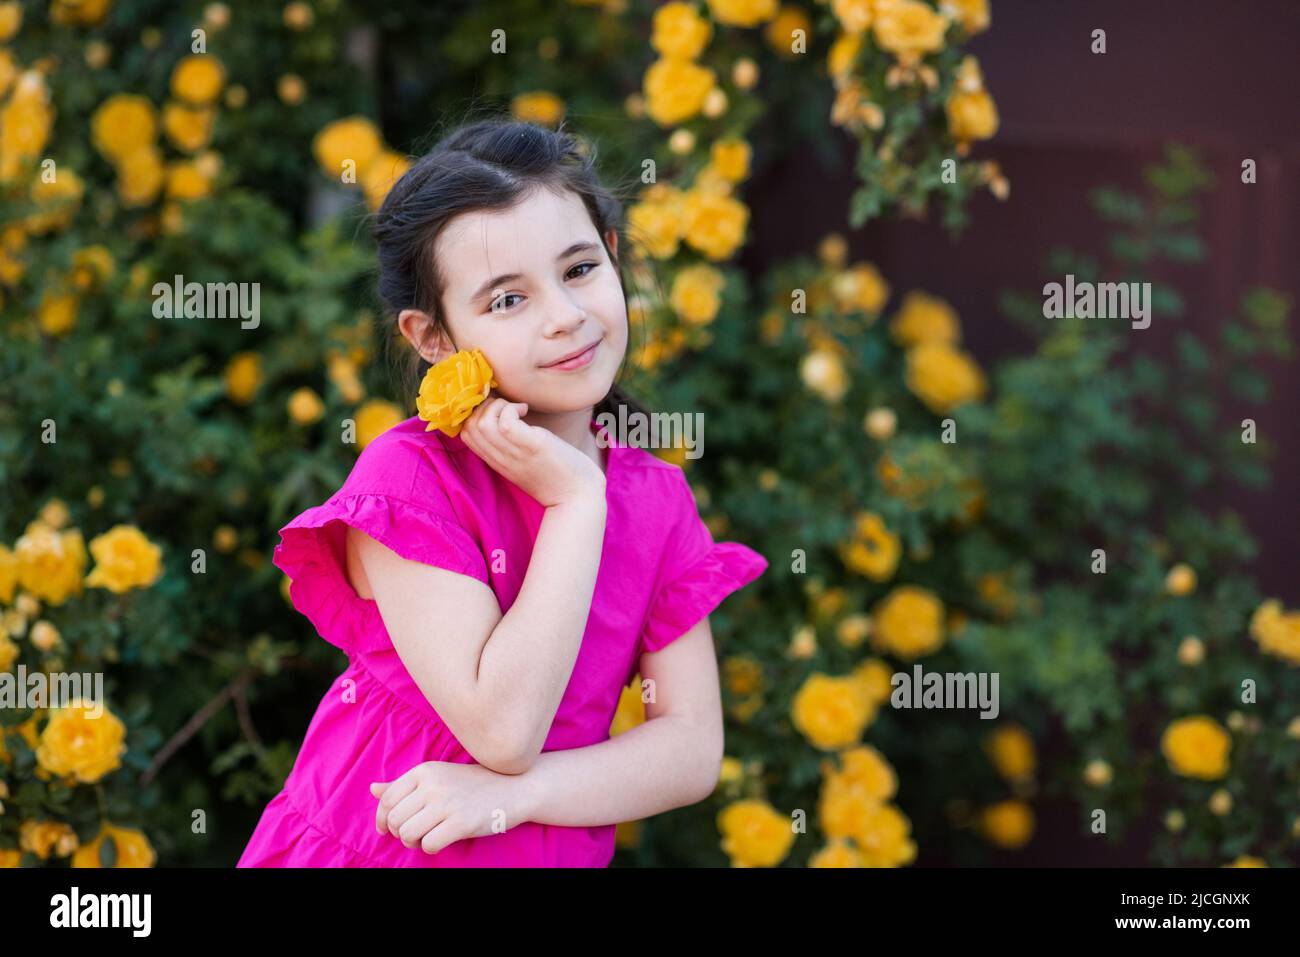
<box><xmin>237</xmin><ymin>414</ymin><xmax>767</xmax><ymax>867</ymax></box>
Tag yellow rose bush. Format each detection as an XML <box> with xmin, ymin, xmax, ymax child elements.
<box><xmin>3</xmin><ymin>0</ymin><xmax>1293</xmax><ymax>872</ymax></box>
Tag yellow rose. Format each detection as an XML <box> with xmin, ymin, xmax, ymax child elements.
<box><xmin>1225</xmin><ymin>855</ymin><xmax>1267</xmax><ymax>868</ymax></box>
<box><xmin>115</xmin><ymin>146</ymin><xmax>165</xmax><ymax>207</ymax></box>
<box><xmin>827</xmin><ymin>31</ymin><xmax>862</xmax><ymax>80</ymax></box>
<box><xmin>36</xmin><ymin>699</ymin><xmax>127</xmax><ymax>784</ymax></box>
<box><xmin>852</xmin><ymin>658</ymin><xmax>893</xmax><ymax>704</ymax></box>
<box><xmin>681</xmin><ymin>189</ymin><xmax>748</xmax><ymax>260</ymax></box>
<box><xmin>26</xmin><ymin>169</ymin><xmax>84</xmax><ymax>233</ymax></box>
<box><xmin>652</xmin><ymin>2</ymin><xmax>713</xmax><ymax>59</ymax></box>
<box><xmin>799</xmin><ymin>347</ymin><xmax>850</xmax><ymax>403</ymax></box>
<box><xmin>165</xmin><ymin>160</ymin><xmax>211</xmax><ymax>201</ymax></box>
<box><xmin>791</xmin><ymin>672</ymin><xmax>876</xmax><ymax>750</ymax></box>
<box><xmin>361</xmin><ymin>150</ymin><xmax>411</xmax><ymax>211</ymax></box>
<box><xmin>353</xmin><ymin>399</ymin><xmax>404</xmax><ymax>450</ymax></box>
<box><xmin>0</xmin><ymin>72</ymin><xmax>53</xmax><ymax>184</ymax></box>
<box><xmin>643</xmin><ymin>57</ymin><xmax>716</xmax><ymax>127</ymax></box>
<box><xmin>981</xmin><ymin>799</ymin><xmax>1034</xmax><ymax>849</ymax></box>
<box><xmin>1250</xmin><ymin>599</ymin><xmax>1300</xmax><ymax>664</ymax></box>
<box><xmin>610</xmin><ymin>678</ymin><xmax>647</xmax><ymax>737</ymax></box>
<box><xmin>91</xmin><ymin>94</ymin><xmax>157</xmax><ymax>162</ymax></box>
<box><xmin>510</xmin><ymin>91</ymin><xmax>565</xmax><ymax>127</ymax></box>
<box><xmin>50</xmin><ymin>0</ymin><xmax>111</xmax><ymax>26</ymax></box>
<box><xmin>171</xmin><ymin>54</ymin><xmax>226</xmax><ymax>105</ymax></box>
<box><xmin>70</xmin><ymin>245</ymin><xmax>114</xmax><ymax>291</ymax></box>
<box><xmin>627</xmin><ymin>185</ymin><xmax>686</xmax><ymax>259</ymax></box>
<box><xmin>670</xmin><ymin>263</ymin><xmax>726</xmax><ymax>325</ymax></box>
<box><xmin>0</xmin><ymin>543</ymin><xmax>17</xmax><ymax>603</ymax></box>
<box><xmin>37</xmin><ymin>291</ymin><xmax>78</xmax><ymax>337</ymax></box>
<box><xmin>72</xmin><ymin>823</ymin><xmax>156</xmax><ymax>868</ymax></box>
<box><xmin>710</xmin><ymin>139</ymin><xmax>751</xmax><ymax>183</ymax></box>
<box><xmin>287</xmin><ymin>387</ymin><xmax>325</xmax><ymax>425</ymax></box>
<box><xmin>809</xmin><ymin>837</ymin><xmax>864</xmax><ymax>867</ymax></box>
<box><xmin>312</xmin><ymin>115</ymin><xmax>383</xmax><ymax>181</ymax></box>
<box><xmin>940</xmin><ymin>0</ymin><xmax>989</xmax><ymax>35</ymax></box>
<box><xmin>831</xmin><ymin>262</ymin><xmax>890</xmax><ymax>315</ymax></box>
<box><xmin>873</xmin><ymin>0</ymin><xmax>948</xmax><ymax>59</ymax></box>
<box><xmin>223</xmin><ymin>352</ymin><xmax>262</xmax><ymax>404</ymax></box>
<box><xmin>765</xmin><ymin>6</ymin><xmax>811</xmax><ymax>58</ymax></box>
<box><xmin>840</xmin><ymin>511</ymin><xmax>900</xmax><ymax>581</ymax></box>
<box><xmin>904</xmin><ymin>340</ymin><xmax>987</xmax><ymax>413</ymax></box>
<box><xmin>1164</xmin><ymin>562</ymin><xmax>1197</xmax><ymax>596</ymax></box>
<box><xmin>946</xmin><ymin>89</ymin><xmax>999</xmax><ymax>141</ymax></box>
<box><xmin>872</xmin><ymin>585</ymin><xmax>945</xmax><ymax>659</ymax></box>
<box><xmin>706</xmin><ymin>0</ymin><xmax>778</xmax><ymax>28</ymax></box>
<box><xmin>0</xmin><ymin>632</ymin><xmax>17</xmax><ymax>671</ymax></box>
<box><xmin>985</xmin><ymin>725</ymin><xmax>1035</xmax><ymax>782</ymax></box>
<box><xmin>162</xmin><ymin>101</ymin><xmax>215</xmax><ymax>153</ymax></box>
<box><xmin>20</xmin><ymin>820</ymin><xmax>78</xmax><ymax>859</ymax></box>
<box><xmin>830</xmin><ymin>744</ymin><xmax>898</xmax><ymax>801</ymax></box>
<box><xmin>891</xmin><ymin>290</ymin><xmax>960</xmax><ymax>346</ymax></box>
<box><xmin>15</xmin><ymin>522</ymin><xmax>86</xmax><ymax>605</ymax></box>
<box><xmin>852</xmin><ymin>802</ymin><xmax>917</xmax><ymax>866</ymax></box>
<box><xmin>831</xmin><ymin>0</ymin><xmax>874</xmax><ymax>34</ymax></box>
<box><xmin>0</xmin><ymin>2</ymin><xmax>22</xmax><ymax>42</ymax></box>
<box><xmin>1161</xmin><ymin>716</ymin><xmax>1231</xmax><ymax>780</ymax></box>
<box><xmin>415</xmin><ymin>349</ymin><xmax>496</xmax><ymax>437</ymax></box>
<box><xmin>819</xmin><ymin>775</ymin><xmax>883</xmax><ymax>840</ymax></box>
<box><xmin>717</xmin><ymin>798</ymin><xmax>795</xmax><ymax>867</ymax></box>
<box><xmin>84</xmin><ymin>524</ymin><xmax>164</xmax><ymax>593</ymax></box>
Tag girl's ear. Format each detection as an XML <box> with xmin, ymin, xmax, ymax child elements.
<box><xmin>399</xmin><ymin>308</ymin><xmax>454</xmax><ymax>363</ymax></box>
<box><xmin>604</xmin><ymin>228</ymin><xmax>619</xmax><ymax>265</ymax></box>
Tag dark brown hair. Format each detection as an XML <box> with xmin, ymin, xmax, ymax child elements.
<box><xmin>369</xmin><ymin>114</ymin><xmax>651</xmax><ymax>423</ymax></box>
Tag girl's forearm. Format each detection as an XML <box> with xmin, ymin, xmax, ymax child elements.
<box><xmin>476</xmin><ymin>493</ymin><xmax>607</xmax><ymax>766</ymax></box>
<box><xmin>514</xmin><ymin>715</ymin><xmax>718</xmax><ymax>828</ymax></box>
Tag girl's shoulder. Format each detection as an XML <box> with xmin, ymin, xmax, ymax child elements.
<box><xmin>339</xmin><ymin>414</ymin><xmax>474</xmax><ymax>506</ymax></box>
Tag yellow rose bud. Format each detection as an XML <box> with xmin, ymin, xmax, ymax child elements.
<box><xmin>1209</xmin><ymin>789</ymin><xmax>1232</xmax><ymax>816</ymax></box>
<box><xmin>864</xmin><ymin>407</ymin><xmax>897</xmax><ymax>440</ymax></box>
<box><xmin>1177</xmin><ymin>635</ymin><xmax>1204</xmax><ymax>666</ymax></box>
<box><xmin>1083</xmin><ymin>759</ymin><xmax>1112</xmax><ymax>787</ymax></box>
<box><xmin>1165</xmin><ymin>563</ymin><xmax>1197</xmax><ymax>596</ymax></box>
<box><xmin>287</xmin><ymin>387</ymin><xmax>325</xmax><ymax>425</ymax></box>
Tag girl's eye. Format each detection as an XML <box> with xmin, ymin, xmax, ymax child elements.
<box><xmin>490</xmin><ymin>293</ymin><xmax>524</xmax><ymax>313</ymax></box>
<box><xmin>489</xmin><ymin>264</ymin><xmax>597</xmax><ymax>313</ymax></box>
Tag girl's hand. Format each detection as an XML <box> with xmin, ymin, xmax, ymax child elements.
<box><xmin>459</xmin><ymin>395</ymin><xmax>606</xmax><ymax>509</ymax></box>
<box><xmin>370</xmin><ymin>760</ymin><xmax>528</xmax><ymax>855</ymax></box>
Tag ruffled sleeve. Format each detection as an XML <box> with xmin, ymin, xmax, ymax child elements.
<box><xmin>273</xmin><ymin>492</ymin><xmax>490</xmax><ymax>657</ymax></box>
<box><xmin>639</xmin><ymin>471</ymin><xmax>768</xmax><ymax>656</ymax></box>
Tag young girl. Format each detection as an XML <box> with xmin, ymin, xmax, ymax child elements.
<box><xmin>236</xmin><ymin>118</ymin><xmax>768</xmax><ymax>867</ymax></box>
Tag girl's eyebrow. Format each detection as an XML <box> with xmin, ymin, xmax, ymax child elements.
<box><xmin>468</xmin><ymin>240</ymin><xmax>602</xmax><ymax>304</ymax></box>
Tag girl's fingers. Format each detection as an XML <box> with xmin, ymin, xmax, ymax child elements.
<box><xmin>420</xmin><ymin>819</ymin><xmax>458</xmax><ymax>856</ymax></box>
<box><xmin>397</xmin><ymin>805</ymin><xmax>444</xmax><ymax>849</ymax></box>
<box><xmin>374</xmin><ymin>775</ymin><xmax>417</xmax><ymax>833</ymax></box>
<box><xmin>386</xmin><ymin>788</ymin><xmax>432</xmax><ymax>838</ymax></box>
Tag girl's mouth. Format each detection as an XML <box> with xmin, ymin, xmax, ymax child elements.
<box><xmin>542</xmin><ymin>339</ymin><xmax>600</xmax><ymax>371</ymax></box>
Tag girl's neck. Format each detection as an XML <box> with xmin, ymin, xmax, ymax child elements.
<box><xmin>522</xmin><ymin>406</ymin><xmax>607</xmax><ymax>475</ymax></box>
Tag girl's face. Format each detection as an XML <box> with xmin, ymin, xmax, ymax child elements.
<box><xmin>403</xmin><ymin>185</ymin><xmax>628</xmax><ymax>415</ymax></box>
